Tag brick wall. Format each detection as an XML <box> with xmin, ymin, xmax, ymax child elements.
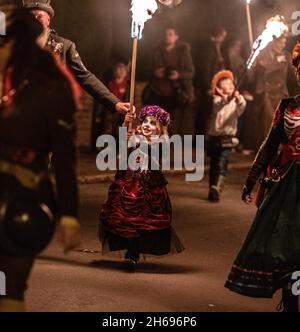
<box><xmin>75</xmin><ymin>82</ymin><xmax>146</xmax><ymax>148</ymax></box>
<box><xmin>75</xmin><ymin>92</ymin><xmax>93</xmax><ymax>148</ymax></box>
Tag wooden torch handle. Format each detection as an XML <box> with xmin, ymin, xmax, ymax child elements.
<box><xmin>128</xmin><ymin>38</ymin><xmax>138</xmax><ymax>131</ymax></box>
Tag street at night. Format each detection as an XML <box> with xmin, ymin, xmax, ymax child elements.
<box><xmin>1</xmin><ymin>0</ymin><xmax>300</xmax><ymax>320</ymax></box>
<box><xmin>27</xmin><ymin>167</ymin><xmax>280</xmax><ymax>312</ymax></box>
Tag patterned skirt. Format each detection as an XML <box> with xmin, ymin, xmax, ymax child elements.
<box><xmin>225</xmin><ymin>162</ymin><xmax>300</xmax><ymax>298</ymax></box>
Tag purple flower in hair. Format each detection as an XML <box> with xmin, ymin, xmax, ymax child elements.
<box><xmin>139</xmin><ymin>106</ymin><xmax>171</xmax><ymax>126</ymax></box>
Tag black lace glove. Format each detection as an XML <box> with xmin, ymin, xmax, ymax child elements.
<box><xmin>241</xmin><ymin>179</ymin><xmax>256</xmax><ymax>202</ymax></box>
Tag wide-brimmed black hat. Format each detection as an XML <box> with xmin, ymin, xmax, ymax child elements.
<box><xmin>22</xmin><ymin>0</ymin><xmax>54</xmax><ymax>18</ymax></box>
<box><xmin>0</xmin><ymin>183</ymin><xmax>55</xmax><ymax>257</ymax></box>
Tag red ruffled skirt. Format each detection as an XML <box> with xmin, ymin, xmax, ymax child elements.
<box><xmin>99</xmin><ymin>170</ymin><xmax>184</xmax><ymax>256</ymax></box>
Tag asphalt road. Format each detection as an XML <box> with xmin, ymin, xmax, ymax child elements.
<box><xmin>26</xmin><ymin>169</ymin><xmax>281</xmax><ymax>312</ymax></box>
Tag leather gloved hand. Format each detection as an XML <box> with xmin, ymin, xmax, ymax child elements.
<box><xmin>115</xmin><ymin>102</ymin><xmax>136</xmax><ymax>117</ymax></box>
<box><xmin>242</xmin><ymin>179</ymin><xmax>256</xmax><ymax>205</ymax></box>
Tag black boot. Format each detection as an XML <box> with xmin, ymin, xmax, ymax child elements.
<box><xmin>208</xmin><ymin>186</ymin><xmax>219</xmax><ymax>202</ymax></box>
<box><xmin>124</xmin><ymin>251</ymin><xmax>139</xmax><ymax>272</ymax></box>
<box><xmin>208</xmin><ymin>175</ymin><xmax>226</xmax><ymax>202</ymax></box>
<box><xmin>124</xmin><ymin>241</ymin><xmax>140</xmax><ymax>273</ymax></box>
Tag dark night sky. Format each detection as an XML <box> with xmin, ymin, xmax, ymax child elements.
<box><xmin>50</xmin><ymin>0</ymin><xmax>300</xmax><ymax>80</ymax></box>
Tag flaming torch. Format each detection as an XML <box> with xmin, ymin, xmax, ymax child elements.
<box><xmin>128</xmin><ymin>0</ymin><xmax>158</xmax><ymax>130</ymax></box>
<box><xmin>246</xmin><ymin>15</ymin><xmax>288</xmax><ymax>70</ymax></box>
<box><xmin>245</xmin><ymin>0</ymin><xmax>254</xmax><ymax>50</ymax></box>
<box><xmin>128</xmin><ymin>0</ymin><xmax>183</xmax><ymax>130</ymax></box>
<box><xmin>236</xmin><ymin>15</ymin><xmax>288</xmax><ymax>90</ymax></box>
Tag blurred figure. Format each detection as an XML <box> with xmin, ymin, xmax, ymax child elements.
<box><xmin>225</xmin><ymin>38</ymin><xmax>244</xmax><ymax>78</ymax></box>
<box><xmin>198</xmin><ymin>26</ymin><xmax>227</xmax><ymax>135</ymax></box>
<box><xmin>224</xmin><ymin>38</ymin><xmax>254</xmax><ymax>151</ymax></box>
<box><xmin>204</xmin><ymin>26</ymin><xmax>228</xmax><ymax>88</ymax></box>
<box><xmin>143</xmin><ymin>26</ymin><xmax>195</xmax><ymax>135</ymax></box>
<box><xmin>0</xmin><ymin>9</ymin><xmax>80</xmax><ymax>312</ymax></box>
<box><xmin>108</xmin><ymin>63</ymin><xmax>129</xmax><ymax>101</ymax></box>
<box><xmin>243</xmin><ymin>37</ymin><xmax>297</xmax><ymax>151</ymax></box>
<box><xmin>91</xmin><ymin>63</ymin><xmax>129</xmax><ymax>144</ymax></box>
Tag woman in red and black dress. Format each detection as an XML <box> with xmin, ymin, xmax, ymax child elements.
<box><xmin>225</xmin><ymin>43</ymin><xmax>300</xmax><ymax>312</ymax></box>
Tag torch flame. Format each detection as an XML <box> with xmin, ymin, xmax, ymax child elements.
<box><xmin>131</xmin><ymin>0</ymin><xmax>158</xmax><ymax>40</ymax></box>
<box><xmin>247</xmin><ymin>15</ymin><xmax>289</xmax><ymax>69</ymax></box>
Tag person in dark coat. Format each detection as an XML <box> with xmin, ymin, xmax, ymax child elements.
<box><xmin>0</xmin><ymin>8</ymin><xmax>81</xmax><ymax>311</ymax></box>
<box><xmin>197</xmin><ymin>26</ymin><xmax>227</xmax><ymax>135</ymax></box>
<box><xmin>243</xmin><ymin>37</ymin><xmax>298</xmax><ymax>151</ymax></box>
<box><xmin>202</xmin><ymin>27</ymin><xmax>228</xmax><ymax>91</ymax></box>
<box><xmin>22</xmin><ymin>0</ymin><xmax>133</xmax><ymax>147</ymax></box>
<box><xmin>144</xmin><ymin>26</ymin><xmax>195</xmax><ymax>135</ymax></box>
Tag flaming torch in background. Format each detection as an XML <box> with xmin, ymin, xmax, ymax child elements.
<box><xmin>245</xmin><ymin>0</ymin><xmax>254</xmax><ymax>50</ymax></box>
<box><xmin>246</xmin><ymin>15</ymin><xmax>289</xmax><ymax>70</ymax></box>
<box><xmin>236</xmin><ymin>15</ymin><xmax>289</xmax><ymax>90</ymax></box>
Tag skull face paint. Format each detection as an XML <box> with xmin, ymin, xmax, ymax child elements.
<box><xmin>141</xmin><ymin>116</ymin><xmax>159</xmax><ymax>139</ymax></box>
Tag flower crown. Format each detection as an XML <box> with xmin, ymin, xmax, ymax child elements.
<box><xmin>292</xmin><ymin>42</ymin><xmax>300</xmax><ymax>67</ymax></box>
<box><xmin>139</xmin><ymin>106</ymin><xmax>171</xmax><ymax>127</ymax></box>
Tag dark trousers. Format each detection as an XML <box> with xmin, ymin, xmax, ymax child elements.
<box><xmin>208</xmin><ymin>138</ymin><xmax>231</xmax><ymax>187</ymax></box>
<box><xmin>0</xmin><ymin>255</ymin><xmax>34</xmax><ymax>301</ymax></box>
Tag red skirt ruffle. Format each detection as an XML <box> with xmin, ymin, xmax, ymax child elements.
<box><xmin>100</xmin><ymin>171</ymin><xmax>172</xmax><ymax>239</ymax></box>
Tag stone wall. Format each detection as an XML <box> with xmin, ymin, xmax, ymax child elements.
<box><xmin>75</xmin><ymin>82</ymin><xmax>146</xmax><ymax>148</ymax></box>
<box><xmin>75</xmin><ymin>92</ymin><xmax>93</xmax><ymax>148</ymax></box>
